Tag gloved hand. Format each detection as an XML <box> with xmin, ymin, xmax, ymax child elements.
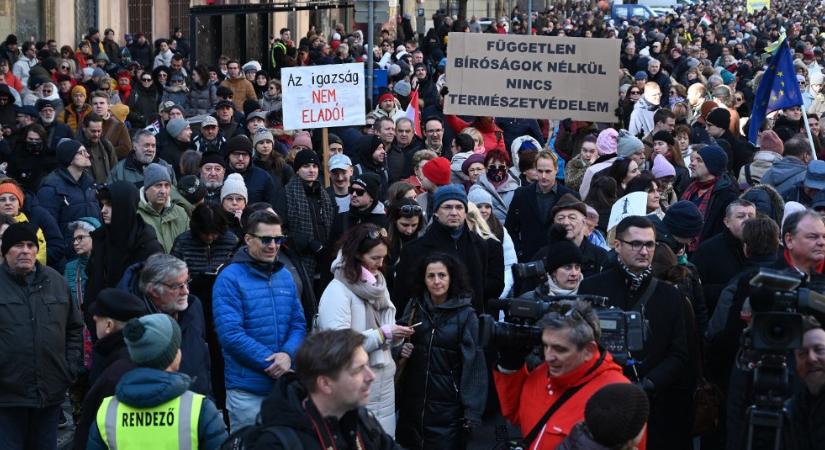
<box><xmin>636</xmin><ymin>377</ymin><xmax>656</xmax><ymax>396</ymax></box>
<box><xmin>497</xmin><ymin>345</ymin><xmax>532</xmax><ymax>371</ymax></box>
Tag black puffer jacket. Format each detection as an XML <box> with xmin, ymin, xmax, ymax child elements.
<box><xmin>171</xmin><ymin>230</ymin><xmax>238</xmax><ymax>276</ymax></box>
<box><xmin>253</xmin><ymin>374</ymin><xmax>401</xmax><ymax>450</ymax></box>
<box><xmin>396</xmin><ymin>295</ymin><xmax>487</xmax><ymax>450</ymax></box>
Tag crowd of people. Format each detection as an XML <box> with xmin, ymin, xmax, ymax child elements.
<box><xmin>1</xmin><ymin>0</ymin><xmax>825</xmax><ymax>449</ymax></box>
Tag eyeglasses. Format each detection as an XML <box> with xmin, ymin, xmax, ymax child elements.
<box><xmin>629</xmin><ymin>90</ymin><xmax>641</xmax><ymax>95</ymax></box>
<box><xmin>425</xmin><ymin>128</ymin><xmax>443</xmax><ymax>134</ymax></box>
<box><xmin>250</xmin><ymin>234</ymin><xmax>287</xmax><ymax>246</ymax></box>
<box><xmin>618</xmin><ymin>239</ymin><xmax>656</xmax><ymax>252</ymax></box>
<box><xmin>72</xmin><ymin>235</ymin><xmax>91</xmax><ymax>243</ymax></box>
<box><xmin>367</xmin><ymin>228</ymin><xmax>388</xmax><ymax>240</ymax></box>
<box><xmin>161</xmin><ymin>277</ymin><xmax>192</xmax><ymax>291</ymax></box>
<box><xmin>349</xmin><ymin>187</ymin><xmax>367</xmax><ymax>196</ymax></box>
<box><xmin>399</xmin><ymin>204</ymin><xmax>422</xmax><ymax>216</ymax></box>
<box><xmin>141</xmin><ymin>78</ymin><xmax>152</xmax><ymax>82</ymax></box>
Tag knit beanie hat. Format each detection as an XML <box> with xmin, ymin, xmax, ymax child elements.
<box><xmin>461</xmin><ymin>153</ymin><xmax>485</xmax><ymax>175</ymax></box>
<box><xmin>394</xmin><ymin>80</ymin><xmax>412</xmax><ymax>97</ymax></box>
<box><xmin>177</xmin><ymin>175</ymin><xmax>206</xmax><ymax>205</ymax></box>
<box><xmin>143</xmin><ymin>163</ymin><xmax>171</xmax><ymax>189</ymax></box>
<box><xmin>199</xmin><ymin>151</ymin><xmax>226</xmax><ymax>169</ymax></box>
<box><xmin>422</xmin><ymin>157</ymin><xmax>452</xmax><ymax>186</ymax></box>
<box><xmin>544</xmin><ymin>224</ymin><xmax>584</xmax><ymax>273</ymax></box>
<box><xmin>651</xmin><ymin>130</ymin><xmax>674</xmax><ymax>146</ymax></box>
<box><xmin>328</xmin><ymin>133</ymin><xmax>343</xmax><ymax>147</ymax></box>
<box><xmin>378</xmin><ymin>91</ymin><xmax>395</xmax><ymax>104</ymax></box>
<box><xmin>758</xmin><ymin>130</ymin><xmax>784</xmax><ymax>154</ymax></box>
<box><xmin>467</xmin><ymin>188</ymin><xmax>493</xmax><ymax>206</ymax></box>
<box><xmin>221</xmin><ymin>173</ymin><xmax>248</xmax><ymax>202</ymax></box>
<box><xmin>705</xmin><ymin>107</ymin><xmax>731</xmax><ymax>129</ymax></box>
<box><xmin>455</xmin><ymin>133</ymin><xmax>476</xmax><ymax>154</ymax></box>
<box><xmin>697</xmin><ymin>145</ymin><xmax>728</xmax><ymax>176</ymax></box>
<box><xmin>617</xmin><ymin>130</ymin><xmax>644</xmax><ymax>158</ymax></box>
<box><xmin>433</xmin><ymin>184</ymin><xmax>467</xmax><ymax>210</ymax></box>
<box><xmin>224</xmin><ymin>135</ymin><xmax>254</xmax><ymax>157</ymax></box>
<box><xmin>663</xmin><ymin>200</ymin><xmax>704</xmax><ymax>239</ymax></box>
<box><xmin>651</xmin><ymin>154</ymin><xmax>676</xmax><ymax>178</ymax></box>
<box><xmin>0</xmin><ymin>181</ymin><xmax>25</xmax><ymax>207</ymax></box>
<box><xmin>596</xmin><ymin>128</ymin><xmax>619</xmax><ymax>156</ymax></box>
<box><xmin>585</xmin><ymin>383</ymin><xmax>650</xmax><ymax>448</ymax></box>
<box><xmin>123</xmin><ymin>314</ymin><xmax>182</xmax><ymax>370</ymax></box>
<box><xmin>56</xmin><ymin>138</ymin><xmax>83</xmax><ymax>167</ymax></box>
<box><xmin>166</xmin><ymin>118</ymin><xmax>189</xmax><ymax>139</ymax></box>
<box><xmin>1</xmin><ymin>222</ymin><xmax>38</xmax><ymax>256</ymax></box>
<box><xmin>351</xmin><ymin>173</ymin><xmax>381</xmax><ymax>200</ymax></box>
<box><xmin>71</xmin><ymin>85</ymin><xmax>87</xmax><ymax>97</ymax></box>
<box><xmin>291</xmin><ymin>132</ymin><xmax>313</xmax><ymax>151</ymax></box>
<box><xmin>292</xmin><ymin>149</ymin><xmax>320</xmax><ymax>171</ymax></box>
<box><xmin>253</xmin><ymin>128</ymin><xmax>274</xmax><ymax>147</ymax></box>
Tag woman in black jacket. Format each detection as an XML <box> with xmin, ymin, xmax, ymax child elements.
<box><xmin>396</xmin><ymin>253</ymin><xmax>487</xmax><ymax>450</ymax></box>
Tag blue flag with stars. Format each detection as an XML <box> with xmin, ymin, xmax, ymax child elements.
<box><xmin>747</xmin><ymin>37</ymin><xmax>803</xmax><ymax>145</ymax></box>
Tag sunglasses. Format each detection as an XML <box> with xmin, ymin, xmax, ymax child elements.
<box><xmin>60</xmin><ymin>65</ymin><xmax>70</xmax><ymax>70</ymax></box>
<box><xmin>367</xmin><ymin>228</ymin><xmax>388</xmax><ymax>240</ymax></box>
<box><xmin>399</xmin><ymin>204</ymin><xmax>422</xmax><ymax>216</ymax></box>
<box><xmin>488</xmin><ymin>164</ymin><xmax>507</xmax><ymax>170</ymax></box>
<box><xmin>349</xmin><ymin>186</ymin><xmax>367</xmax><ymax>196</ymax></box>
<box><xmin>250</xmin><ymin>234</ymin><xmax>287</xmax><ymax>246</ymax></box>
<box><xmin>141</xmin><ymin>78</ymin><xmax>152</xmax><ymax>82</ymax></box>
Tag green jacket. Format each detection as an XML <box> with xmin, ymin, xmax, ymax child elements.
<box><xmin>137</xmin><ymin>189</ymin><xmax>190</xmax><ymax>253</ymax></box>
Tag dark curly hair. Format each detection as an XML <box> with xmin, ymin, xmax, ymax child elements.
<box><xmin>337</xmin><ymin>223</ymin><xmax>390</xmax><ymax>284</ymax></box>
<box><xmin>411</xmin><ymin>252</ymin><xmax>473</xmax><ymax>300</ymax></box>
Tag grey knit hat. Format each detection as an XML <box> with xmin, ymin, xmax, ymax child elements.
<box><xmin>142</xmin><ymin>163</ymin><xmax>171</xmax><ymax>189</ymax></box>
<box><xmin>617</xmin><ymin>130</ymin><xmax>643</xmax><ymax>158</ymax></box>
<box><xmin>123</xmin><ymin>314</ymin><xmax>182</xmax><ymax>370</ymax></box>
<box><xmin>166</xmin><ymin>118</ymin><xmax>189</xmax><ymax>139</ymax></box>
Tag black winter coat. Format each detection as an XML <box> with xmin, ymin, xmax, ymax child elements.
<box><xmin>127</xmin><ymin>83</ymin><xmax>160</xmax><ymax>128</ymax></box>
<box><xmin>578</xmin><ymin>268</ymin><xmax>693</xmax><ymax>450</ymax></box>
<box><xmin>393</xmin><ymin>221</ymin><xmax>504</xmax><ymax>317</ymax></box>
<box><xmin>171</xmin><ymin>230</ymin><xmax>238</xmax><ymax>276</ymax></box>
<box><xmin>396</xmin><ymin>295</ymin><xmax>487</xmax><ymax>450</ymax></box>
<box><xmin>254</xmin><ymin>374</ymin><xmax>401</xmax><ymax>450</ymax></box>
<box><xmin>505</xmin><ymin>182</ymin><xmax>579</xmax><ymax>261</ymax></box>
<box><xmin>690</xmin><ymin>227</ymin><xmax>747</xmax><ymax>312</ymax></box>
<box><xmin>689</xmin><ymin>173</ymin><xmax>739</xmax><ymax>245</ymax></box>
<box><xmin>788</xmin><ymin>385</ymin><xmax>825</xmax><ymax>450</ymax></box>
<box><xmin>232</xmin><ymin>164</ymin><xmax>279</xmax><ymax>205</ymax></box>
<box><xmin>0</xmin><ymin>263</ymin><xmax>83</xmax><ymax>408</ymax></box>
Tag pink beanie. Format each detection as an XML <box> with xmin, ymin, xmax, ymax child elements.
<box><xmin>596</xmin><ymin>128</ymin><xmax>618</xmax><ymax>156</ymax></box>
<box><xmin>651</xmin><ymin>154</ymin><xmax>676</xmax><ymax>178</ymax></box>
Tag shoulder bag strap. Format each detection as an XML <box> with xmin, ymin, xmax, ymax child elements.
<box><xmin>631</xmin><ymin>278</ymin><xmax>658</xmax><ymax>312</ymax></box>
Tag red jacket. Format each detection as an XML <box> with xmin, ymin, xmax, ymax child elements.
<box><xmin>495</xmin><ymin>351</ymin><xmax>644</xmax><ymax>450</ymax></box>
<box><xmin>445</xmin><ymin>115</ymin><xmax>506</xmax><ymax>153</ymax></box>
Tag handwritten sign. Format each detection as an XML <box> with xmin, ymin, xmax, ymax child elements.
<box><xmin>281</xmin><ymin>63</ymin><xmax>366</xmax><ymax>130</ymax></box>
<box><xmin>444</xmin><ymin>33</ymin><xmax>620</xmax><ymax>122</ymax></box>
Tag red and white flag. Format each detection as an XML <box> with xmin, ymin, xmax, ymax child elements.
<box><xmin>405</xmin><ymin>88</ymin><xmax>422</xmax><ymax>138</ymax></box>
<box><xmin>700</xmin><ymin>14</ymin><xmax>712</xmax><ymax>27</ymax></box>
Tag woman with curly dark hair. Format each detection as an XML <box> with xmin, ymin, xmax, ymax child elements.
<box><xmin>396</xmin><ymin>252</ymin><xmax>487</xmax><ymax>450</ymax></box>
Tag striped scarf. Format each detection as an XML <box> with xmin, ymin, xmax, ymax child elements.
<box><xmin>680</xmin><ymin>177</ymin><xmax>717</xmax><ymax>251</ymax></box>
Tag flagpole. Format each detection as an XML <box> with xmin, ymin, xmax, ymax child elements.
<box><xmin>802</xmin><ymin>111</ymin><xmax>818</xmax><ymax>160</ymax></box>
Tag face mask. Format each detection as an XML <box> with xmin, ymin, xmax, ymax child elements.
<box><xmin>27</xmin><ymin>142</ymin><xmax>43</xmax><ymax>154</ymax></box>
<box><xmin>488</xmin><ymin>167</ymin><xmax>506</xmax><ymax>182</ymax></box>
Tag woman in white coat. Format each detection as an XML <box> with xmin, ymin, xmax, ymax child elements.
<box><xmin>317</xmin><ymin>223</ymin><xmax>414</xmax><ymax>437</ymax></box>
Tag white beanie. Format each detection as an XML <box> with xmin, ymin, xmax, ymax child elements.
<box><xmin>221</xmin><ymin>173</ymin><xmax>248</xmax><ymax>202</ymax></box>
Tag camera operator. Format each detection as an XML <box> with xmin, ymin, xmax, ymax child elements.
<box><xmin>493</xmin><ymin>300</ymin><xmax>638</xmax><ymax>450</ymax></box>
<box><xmin>578</xmin><ymin>215</ymin><xmax>692</xmax><ymax>450</ymax></box>
<box><xmin>788</xmin><ymin>315</ymin><xmax>825</xmax><ymax>450</ymax></box>
<box><xmin>519</xmin><ymin>224</ymin><xmax>584</xmax><ymax>300</ymax></box>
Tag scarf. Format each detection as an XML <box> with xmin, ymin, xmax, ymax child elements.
<box><xmin>285</xmin><ymin>177</ymin><xmax>333</xmax><ymax>274</ymax></box>
<box><xmin>546</xmin><ymin>273</ymin><xmax>582</xmax><ymax>296</ymax></box>
<box><xmin>680</xmin><ymin>177</ymin><xmax>716</xmax><ymax>251</ymax></box>
<box><xmin>331</xmin><ymin>255</ymin><xmax>391</xmax><ymax>315</ymax></box>
<box><xmin>618</xmin><ymin>260</ymin><xmax>652</xmax><ymax>292</ymax></box>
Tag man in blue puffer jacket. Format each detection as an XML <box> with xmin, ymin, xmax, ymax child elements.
<box><xmin>212</xmin><ymin>209</ymin><xmax>306</xmax><ymax>431</ymax></box>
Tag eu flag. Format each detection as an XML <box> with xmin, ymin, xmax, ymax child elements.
<box><xmin>747</xmin><ymin>37</ymin><xmax>803</xmax><ymax>145</ymax></box>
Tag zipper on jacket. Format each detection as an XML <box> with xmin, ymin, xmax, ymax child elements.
<box><xmin>419</xmin><ymin>325</ymin><xmax>437</xmax><ymax>444</ymax></box>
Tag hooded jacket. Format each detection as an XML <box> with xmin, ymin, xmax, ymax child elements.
<box><xmin>628</xmin><ymin>96</ymin><xmax>658</xmax><ymax>137</ymax></box>
<box><xmin>761</xmin><ymin>155</ymin><xmax>807</xmax><ymax>199</ymax></box>
<box><xmin>37</xmin><ymin>166</ymin><xmax>101</xmax><ymax>238</ymax></box>
<box><xmin>127</xmin><ymin>81</ymin><xmax>160</xmax><ymax>128</ymax></box>
<box><xmin>738</xmin><ymin>150</ymin><xmax>783</xmax><ymax>187</ymax></box>
<box><xmin>86</xmin><ymin>369</ymin><xmax>227</xmax><ymax>450</ymax></box>
<box><xmin>468</xmin><ymin>173</ymin><xmax>521</xmax><ymax>223</ymax></box>
<box><xmin>212</xmin><ymin>248</ymin><xmax>307</xmax><ymax>396</ymax></box>
<box><xmin>494</xmin><ymin>351</ymin><xmax>632</xmax><ymax>450</ymax></box>
<box><xmin>253</xmin><ymin>374</ymin><xmax>400</xmax><ymax>450</ymax></box>
<box><xmin>136</xmin><ymin>186</ymin><xmax>190</xmax><ymax>252</ymax></box>
<box><xmin>160</xmin><ymin>83</ymin><xmax>190</xmax><ymax>111</ymax></box>
<box><xmin>85</xmin><ymin>182</ymin><xmax>164</xmax><ymax>324</ymax></box>
<box><xmin>396</xmin><ymin>294</ymin><xmax>487</xmax><ymax>450</ymax></box>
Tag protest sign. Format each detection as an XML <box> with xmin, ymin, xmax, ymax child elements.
<box><xmin>607</xmin><ymin>192</ymin><xmax>648</xmax><ymax>232</ymax></box>
<box><xmin>746</xmin><ymin>0</ymin><xmax>770</xmax><ymax>13</ymax></box>
<box><xmin>281</xmin><ymin>62</ymin><xmax>366</xmax><ymax>130</ymax></box>
<box><xmin>444</xmin><ymin>33</ymin><xmax>620</xmax><ymax>122</ymax></box>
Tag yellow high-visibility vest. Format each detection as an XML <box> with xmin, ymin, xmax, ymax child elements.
<box><xmin>96</xmin><ymin>390</ymin><xmax>203</xmax><ymax>450</ymax></box>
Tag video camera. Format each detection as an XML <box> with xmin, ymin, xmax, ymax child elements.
<box><xmin>478</xmin><ymin>295</ymin><xmax>645</xmax><ymax>365</ymax></box>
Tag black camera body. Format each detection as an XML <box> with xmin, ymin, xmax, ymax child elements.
<box><xmin>478</xmin><ymin>295</ymin><xmax>645</xmax><ymax>365</ymax></box>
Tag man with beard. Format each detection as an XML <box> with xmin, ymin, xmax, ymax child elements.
<box><xmin>35</xmin><ymin>99</ymin><xmax>71</xmax><ymax>151</ymax></box>
<box><xmin>578</xmin><ymin>216</ymin><xmax>692</xmax><ymax>450</ymax></box>
<box><xmin>199</xmin><ymin>152</ymin><xmax>227</xmax><ymax>205</ymax></box>
<box><xmin>158</xmin><ymin>117</ymin><xmax>194</xmax><ymax>179</ymax></box>
<box><xmin>680</xmin><ymin>145</ymin><xmax>739</xmax><ymax>250</ymax></box>
<box><xmin>789</xmin><ymin>316</ymin><xmax>825</xmax><ymax>450</ymax></box>
<box><xmin>136</xmin><ymin>163</ymin><xmax>189</xmax><ymax>252</ymax></box>
<box><xmin>108</xmin><ymin>129</ymin><xmax>176</xmax><ymax>186</ymax></box>
<box><xmin>76</xmin><ymin>113</ymin><xmax>117</xmax><ymax>183</ymax></box>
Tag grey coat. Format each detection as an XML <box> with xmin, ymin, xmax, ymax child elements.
<box><xmin>186</xmin><ymin>82</ymin><xmax>218</xmax><ymax>116</ymax></box>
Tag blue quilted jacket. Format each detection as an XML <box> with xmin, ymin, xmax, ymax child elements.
<box><xmin>212</xmin><ymin>248</ymin><xmax>306</xmax><ymax>396</ymax></box>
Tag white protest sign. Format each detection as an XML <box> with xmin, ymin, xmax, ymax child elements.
<box><xmin>281</xmin><ymin>63</ymin><xmax>366</xmax><ymax>130</ymax></box>
<box><xmin>607</xmin><ymin>192</ymin><xmax>648</xmax><ymax>232</ymax></box>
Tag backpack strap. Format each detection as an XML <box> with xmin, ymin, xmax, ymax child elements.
<box><xmin>744</xmin><ymin>164</ymin><xmax>754</xmax><ymax>186</ymax></box>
